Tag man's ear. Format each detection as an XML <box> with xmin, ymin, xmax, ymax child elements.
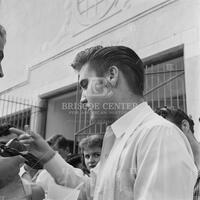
<box><xmin>181</xmin><ymin>119</ymin><xmax>190</xmax><ymax>134</ymax></box>
<box><xmin>105</xmin><ymin>66</ymin><xmax>119</xmax><ymax>87</ymax></box>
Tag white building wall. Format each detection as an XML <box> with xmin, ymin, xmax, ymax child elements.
<box><xmin>0</xmin><ymin>0</ymin><xmax>199</xmax><ymax>137</ymax></box>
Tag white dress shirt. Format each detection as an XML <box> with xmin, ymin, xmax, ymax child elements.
<box><xmin>44</xmin><ymin>102</ymin><xmax>197</xmax><ymax>200</ymax></box>
<box><xmin>36</xmin><ymin>169</ymin><xmax>80</xmax><ymax>200</ymax></box>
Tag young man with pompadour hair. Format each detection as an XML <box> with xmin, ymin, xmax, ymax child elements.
<box><xmin>12</xmin><ymin>45</ymin><xmax>197</xmax><ymax>200</ymax></box>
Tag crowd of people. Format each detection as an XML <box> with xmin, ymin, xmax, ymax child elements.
<box><xmin>0</xmin><ymin>23</ymin><xmax>200</xmax><ymax>200</ymax></box>
<box><xmin>0</xmin><ymin>122</ymin><xmax>103</xmax><ymax>199</ymax></box>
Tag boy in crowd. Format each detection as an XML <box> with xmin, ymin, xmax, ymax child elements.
<box><xmin>156</xmin><ymin>107</ymin><xmax>200</xmax><ymax>200</ymax></box>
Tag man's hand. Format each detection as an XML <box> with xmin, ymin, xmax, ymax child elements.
<box><xmin>0</xmin><ymin>156</ymin><xmax>25</xmax><ymax>188</ymax></box>
<box><xmin>9</xmin><ymin>128</ymin><xmax>56</xmax><ymax>164</ymax></box>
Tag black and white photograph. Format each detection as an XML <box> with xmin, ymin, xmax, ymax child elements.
<box><xmin>0</xmin><ymin>0</ymin><xmax>199</xmax><ymax>199</ymax></box>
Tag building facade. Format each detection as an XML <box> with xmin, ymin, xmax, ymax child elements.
<box><xmin>0</xmin><ymin>0</ymin><xmax>200</xmax><ymax>143</ymax></box>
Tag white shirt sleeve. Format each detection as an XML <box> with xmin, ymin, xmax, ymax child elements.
<box><xmin>44</xmin><ymin>153</ymin><xmax>86</xmax><ymax>187</ymax></box>
<box><xmin>36</xmin><ymin>170</ymin><xmax>53</xmax><ymax>192</ymax></box>
<box><xmin>44</xmin><ymin>153</ymin><xmax>92</xmax><ymax>200</ymax></box>
<box><xmin>134</xmin><ymin>125</ymin><xmax>197</xmax><ymax>200</ymax></box>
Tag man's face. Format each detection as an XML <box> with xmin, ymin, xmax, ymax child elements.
<box><xmin>79</xmin><ymin>63</ymin><xmax>113</xmax><ymax>123</ymax></box>
<box><xmin>83</xmin><ymin>147</ymin><xmax>101</xmax><ymax>170</ymax></box>
<box><xmin>0</xmin><ymin>36</ymin><xmax>5</xmax><ymax>78</ymax></box>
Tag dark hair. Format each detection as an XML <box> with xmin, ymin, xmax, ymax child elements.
<box><xmin>67</xmin><ymin>154</ymin><xmax>82</xmax><ymax>167</ymax></box>
<box><xmin>71</xmin><ymin>45</ymin><xmax>103</xmax><ymax>70</ymax></box>
<box><xmin>47</xmin><ymin>134</ymin><xmax>74</xmax><ymax>153</ymax></box>
<box><xmin>79</xmin><ymin>134</ymin><xmax>103</xmax><ymax>152</ymax></box>
<box><xmin>47</xmin><ymin>134</ymin><xmax>63</xmax><ymax>146</ymax></box>
<box><xmin>0</xmin><ymin>24</ymin><xmax>6</xmax><ymax>44</ymax></box>
<box><xmin>67</xmin><ymin>154</ymin><xmax>90</xmax><ymax>175</ymax></box>
<box><xmin>56</xmin><ymin>137</ymin><xmax>74</xmax><ymax>153</ymax></box>
<box><xmin>71</xmin><ymin>45</ymin><xmax>144</xmax><ymax>96</ymax></box>
<box><xmin>0</xmin><ymin>123</ymin><xmax>15</xmax><ymax>137</ymax></box>
<box><xmin>156</xmin><ymin>107</ymin><xmax>194</xmax><ymax>133</ymax></box>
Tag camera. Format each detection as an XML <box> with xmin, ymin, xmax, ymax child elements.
<box><xmin>0</xmin><ymin>126</ymin><xmax>43</xmax><ymax>170</ymax></box>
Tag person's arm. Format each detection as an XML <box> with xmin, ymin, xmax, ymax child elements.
<box><xmin>0</xmin><ymin>156</ymin><xmax>25</xmax><ymax>188</ymax></box>
<box><xmin>41</xmin><ymin>153</ymin><xmax>92</xmax><ymax>200</ymax></box>
<box><xmin>44</xmin><ymin>152</ymin><xmax>88</xmax><ymax>188</ymax></box>
<box><xmin>9</xmin><ymin>128</ymin><xmax>92</xmax><ymax>199</ymax></box>
<box><xmin>135</xmin><ymin>125</ymin><xmax>197</xmax><ymax>200</ymax></box>
<box><xmin>184</xmin><ymin>130</ymin><xmax>200</xmax><ymax>170</ymax></box>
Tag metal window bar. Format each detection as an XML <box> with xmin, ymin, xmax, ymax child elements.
<box><xmin>25</xmin><ymin>99</ymin><xmax>30</xmax><ymax>126</ymax></box>
<box><xmin>145</xmin><ymin>72</ymin><xmax>184</xmax><ymax>95</ymax></box>
<box><xmin>16</xmin><ymin>98</ymin><xmax>22</xmax><ymax>128</ymax></box>
<box><xmin>9</xmin><ymin>96</ymin><xmax>14</xmax><ymax>125</ymax></box>
<box><xmin>163</xmin><ymin>64</ymin><xmax>166</xmax><ymax>106</ymax></box>
<box><xmin>175</xmin><ymin>63</ymin><xmax>179</xmax><ymax>108</ymax></box>
<box><xmin>4</xmin><ymin>96</ymin><xmax>10</xmax><ymax>124</ymax></box>
<box><xmin>78</xmin><ymin>105</ymin><xmax>82</xmax><ymax>132</ymax></box>
<box><xmin>181</xmin><ymin>58</ymin><xmax>186</xmax><ymax>112</ymax></box>
<box><xmin>100</xmin><ymin>122</ymin><xmax>103</xmax><ymax>134</ymax></box>
<box><xmin>0</xmin><ymin>96</ymin><xmax>43</xmax><ymax>132</ymax></box>
<box><xmin>1</xmin><ymin>95</ymin><xmax>6</xmax><ymax>124</ymax></box>
<box><xmin>157</xmin><ymin>64</ymin><xmax>160</xmax><ymax>108</ymax></box>
<box><xmin>84</xmin><ymin>108</ymin><xmax>87</xmax><ymax>130</ymax></box>
<box><xmin>169</xmin><ymin>65</ymin><xmax>173</xmax><ymax>108</ymax></box>
<box><xmin>151</xmin><ymin>64</ymin><xmax>154</xmax><ymax>109</ymax></box>
<box><xmin>31</xmin><ymin>100</ymin><xmax>35</xmax><ymax>129</ymax></box>
<box><xmin>182</xmin><ymin>75</ymin><xmax>186</xmax><ymax>112</ymax></box>
<box><xmin>13</xmin><ymin>97</ymin><xmax>18</xmax><ymax>127</ymax></box>
<box><xmin>20</xmin><ymin>98</ymin><xmax>26</xmax><ymax>129</ymax></box>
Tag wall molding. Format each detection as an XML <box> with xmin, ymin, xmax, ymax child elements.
<box><xmin>0</xmin><ymin>0</ymin><xmax>177</xmax><ymax>95</ymax></box>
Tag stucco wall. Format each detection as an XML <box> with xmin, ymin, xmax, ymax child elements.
<box><xmin>0</xmin><ymin>0</ymin><xmax>199</xmax><ymax>136</ymax></box>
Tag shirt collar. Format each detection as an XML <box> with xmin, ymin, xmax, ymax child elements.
<box><xmin>111</xmin><ymin>102</ymin><xmax>153</xmax><ymax>138</ymax></box>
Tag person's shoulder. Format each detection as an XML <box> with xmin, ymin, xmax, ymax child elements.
<box><xmin>127</xmin><ymin>111</ymin><xmax>180</xmax><ymax>144</ymax></box>
<box><xmin>138</xmin><ymin>111</ymin><xmax>184</xmax><ymax>141</ymax></box>
<box><xmin>135</xmin><ymin>114</ymin><xmax>191</xmax><ymax>154</ymax></box>
<box><xmin>142</xmin><ymin>111</ymin><xmax>176</xmax><ymax>130</ymax></box>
